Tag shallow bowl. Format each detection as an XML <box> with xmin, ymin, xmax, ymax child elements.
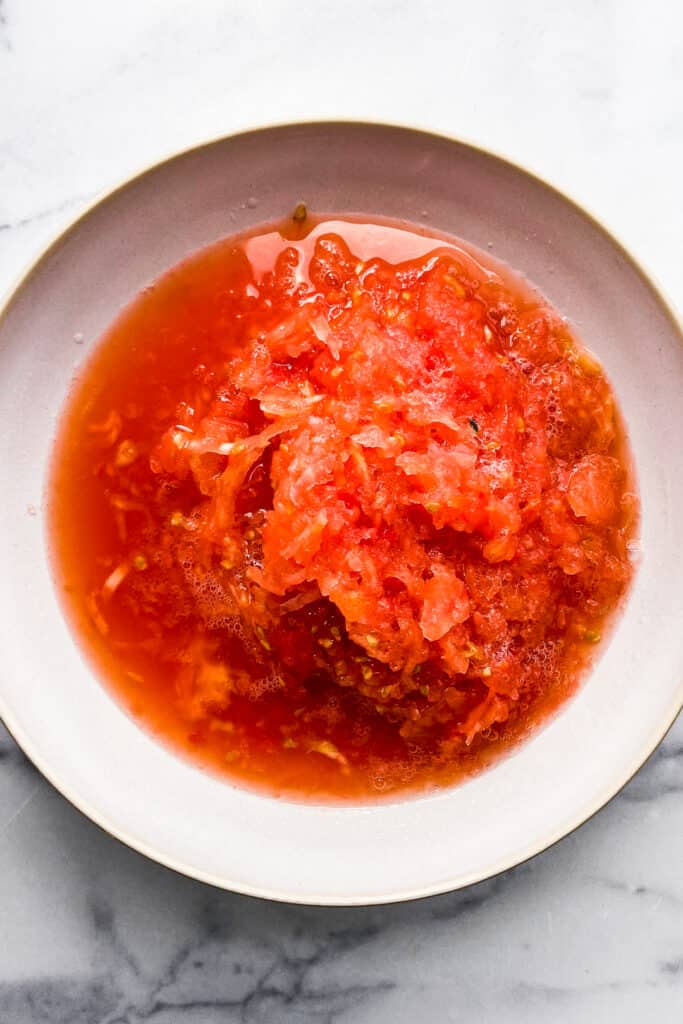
<box><xmin>1</xmin><ymin>122</ymin><xmax>682</xmax><ymax>904</ymax></box>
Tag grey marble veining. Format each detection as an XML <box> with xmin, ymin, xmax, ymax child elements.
<box><xmin>1</xmin><ymin>715</ymin><xmax>682</xmax><ymax>1023</ymax></box>
<box><xmin>1</xmin><ymin>2</ymin><xmax>683</xmax><ymax>1021</ymax></box>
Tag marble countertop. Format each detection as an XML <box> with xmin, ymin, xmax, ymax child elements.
<box><xmin>1</xmin><ymin>2</ymin><xmax>682</xmax><ymax>1021</ymax></box>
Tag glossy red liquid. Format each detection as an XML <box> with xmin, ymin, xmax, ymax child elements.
<box><xmin>49</xmin><ymin>216</ymin><xmax>637</xmax><ymax>801</ymax></box>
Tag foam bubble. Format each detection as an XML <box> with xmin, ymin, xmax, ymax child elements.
<box><xmin>244</xmin><ymin>667</ymin><xmax>284</xmax><ymax>699</ymax></box>
<box><xmin>181</xmin><ymin>561</ymin><xmax>245</xmax><ymax>631</ymax></box>
<box><xmin>523</xmin><ymin>638</ymin><xmax>559</xmax><ymax>679</ymax></box>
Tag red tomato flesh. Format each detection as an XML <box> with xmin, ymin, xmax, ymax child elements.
<box><xmin>49</xmin><ymin>216</ymin><xmax>637</xmax><ymax>801</ymax></box>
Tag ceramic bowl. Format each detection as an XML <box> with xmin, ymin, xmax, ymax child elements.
<box><xmin>1</xmin><ymin>122</ymin><xmax>682</xmax><ymax>905</ymax></box>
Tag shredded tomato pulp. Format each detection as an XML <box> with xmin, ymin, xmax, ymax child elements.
<box><xmin>51</xmin><ymin>217</ymin><xmax>637</xmax><ymax>800</ymax></box>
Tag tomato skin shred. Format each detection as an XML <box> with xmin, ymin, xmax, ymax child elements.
<box><xmin>50</xmin><ymin>217</ymin><xmax>638</xmax><ymax>801</ymax></box>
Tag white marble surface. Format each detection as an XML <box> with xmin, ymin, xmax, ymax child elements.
<box><xmin>1</xmin><ymin>1</ymin><xmax>682</xmax><ymax>1020</ymax></box>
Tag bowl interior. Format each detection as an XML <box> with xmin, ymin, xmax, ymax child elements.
<box><xmin>1</xmin><ymin>123</ymin><xmax>682</xmax><ymax>904</ymax></box>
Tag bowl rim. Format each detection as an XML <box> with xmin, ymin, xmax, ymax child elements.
<box><xmin>1</xmin><ymin>119</ymin><xmax>682</xmax><ymax>906</ymax></box>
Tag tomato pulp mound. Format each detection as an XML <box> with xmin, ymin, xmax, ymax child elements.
<box><xmin>51</xmin><ymin>216</ymin><xmax>637</xmax><ymax>800</ymax></box>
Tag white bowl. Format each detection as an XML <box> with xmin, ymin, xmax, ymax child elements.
<box><xmin>1</xmin><ymin>123</ymin><xmax>682</xmax><ymax>905</ymax></box>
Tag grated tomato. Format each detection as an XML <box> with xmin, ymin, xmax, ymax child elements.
<box><xmin>50</xmin><ymin>216</ymin><xmax>637</xmax><ymax>800</ymax></box>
